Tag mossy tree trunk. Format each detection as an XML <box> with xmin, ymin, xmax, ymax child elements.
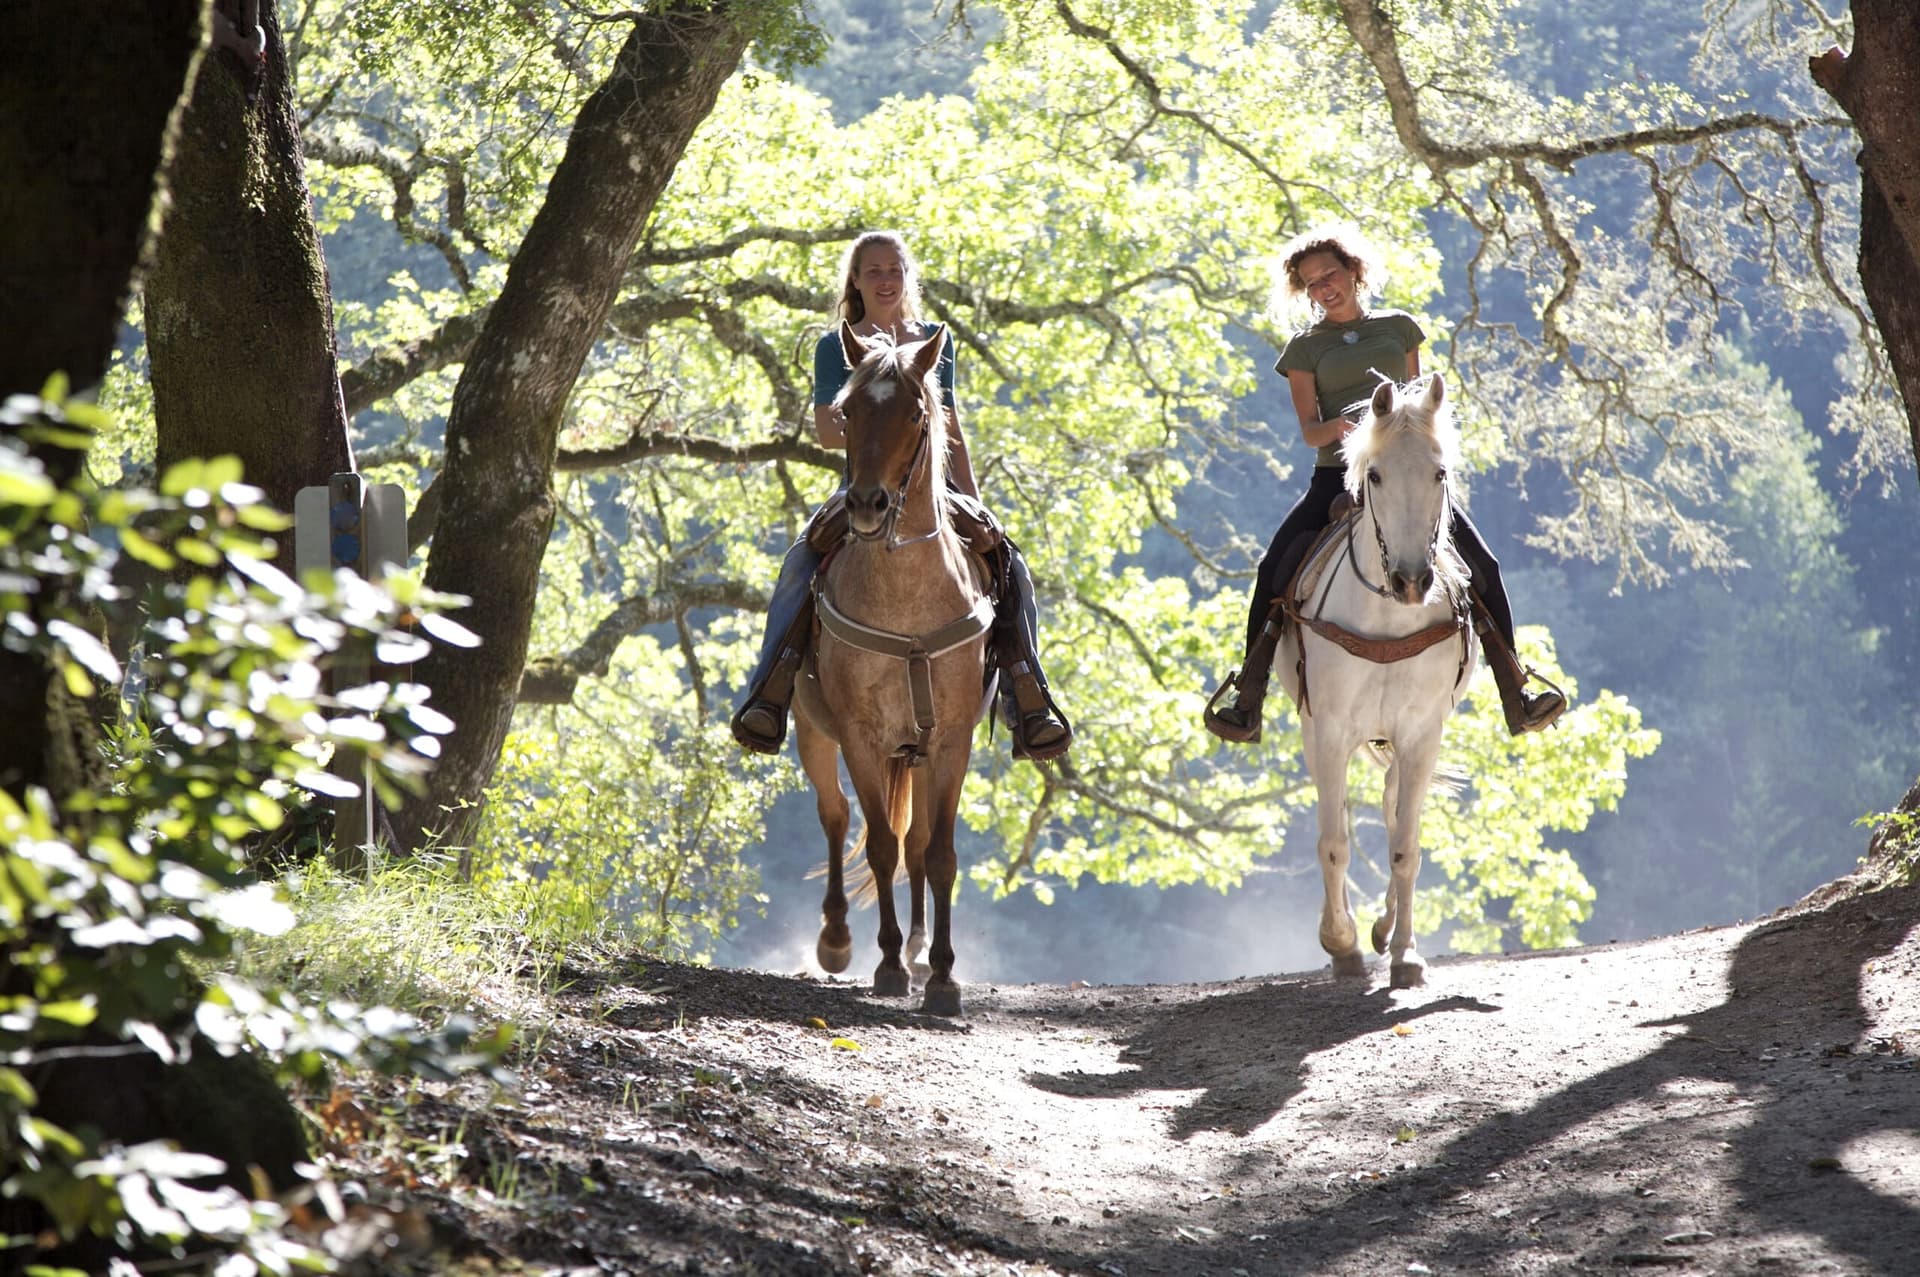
<box><xmin>393</xmin><ymin>4</ymin><xmax>756</xmax><ymax>851</ymax></box>
<box><xmin>145</xmin><ymin>0</ymin><xmax>354</xmax><ymax>549</ymax></box>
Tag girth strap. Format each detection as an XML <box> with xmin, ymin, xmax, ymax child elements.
<box><xmin>814</xmin><ymin>586</ymin><xmax>995</xmax><ymax>764</ymax></box>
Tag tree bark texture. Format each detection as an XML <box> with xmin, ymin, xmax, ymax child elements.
<box><xmin>146</xmin><ymin>0</ymin><xmax>354</xmax><ymax>536</ymax></box>
<box><xmin>0</xmin><ymin>0</ymin><xmax>201</xmax><ymax>401</ymax></box>
<box><xmin>1812</xmin><ymin>1</ymin><xmax>1920</xmax><ymax>469</ymax></box>
<box><xmin>395</xmin><ymin>4</ymin><xmax>754</xmax><ymax>848</ymax></box>
<box><xmin>0</xmin><ymin>2</ymin><xmax>199</xmax><ymax>798</ymax></box>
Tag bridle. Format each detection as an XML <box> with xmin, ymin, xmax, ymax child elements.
<box><xmin>1345</xmin><ymin>467</ymin><xmax>1449</xmax><ymax>602</ymax></box>
<box><xmin>847</xmin><ymin>370</ymin><xmax>941</xmax><ymax>552</ymax></box>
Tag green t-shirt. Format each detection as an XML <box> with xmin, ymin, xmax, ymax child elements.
<box><xmin>1274</xmin><ymin>309</ymin><xmax>1425</xmax><ymax>466</ymax></box>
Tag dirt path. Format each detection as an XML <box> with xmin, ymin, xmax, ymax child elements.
<box><xmin>336</xmin><ymin>877</ymin><xmax>1919</xmax><ymax>1276</ymax></box>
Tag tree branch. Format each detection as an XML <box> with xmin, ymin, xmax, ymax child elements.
<box><xmin>517</xmin><ymin>579</ymin><xmax>765</xmax><ymax>704</ymax></box>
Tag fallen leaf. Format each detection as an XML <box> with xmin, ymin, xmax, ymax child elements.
<box><xmin>830</xmin><ymin>1037</ymin><xmax>863</xmax><ymax>1051</ymax></box>
<box><xmin>1395</xmin><ymin>1126</ymin><xmax>1417</xmax><ymax>1143</ymax></box>
<box><xmin>864</xmin><ymin>1094</ymin><xmax>884</xmax><ymax>1107</ymax></box>
<box><xmin>1392</xmin><ymin>1023</ymin><xmax>1414</xmax><ymax>1037</ymax></box>
<box><xmin>808</xmin><ymin>1017</ymin><xmax>829</xmax><ymax>1030</ymax></box>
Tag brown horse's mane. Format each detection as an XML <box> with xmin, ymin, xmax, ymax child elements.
<box><xmin>840</xmin><ymin>332</ymin><xmax>952</xmax><ymax>496</ymax></box>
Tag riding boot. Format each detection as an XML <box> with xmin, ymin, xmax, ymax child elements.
<box><xmin>1205</xmin><ymin>604</ymin><xmax>1283</xmax><ymax>743</ymax></box>
<box><xmin>994</xmin><ymin>545</ymin><xmax>1072</xmax><ymax>762</ymax></box>
<box><xmin>731</xmin><ymin>539</ymin><xmax>822</xmax><ymax>754</ymax></box>
<box><xmin>1473</xmin><ymin>608</ymin><xmax>1567</xmax><ymax>735</ymax></box>
<box><xmin>1000</xmin><ymin>660</ymin><xmax>1072</xmax><ymax>762</ymax></box>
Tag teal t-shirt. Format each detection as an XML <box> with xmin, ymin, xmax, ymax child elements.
<box><xmin>1274</xmin><ymin>309</ymin><xmax>1425</xmax><ymax>466</ymax></box>
<box><xmin>814</xmin><ymin>322</ymin><xmax>958</xmax><ymax>409</ymax></box>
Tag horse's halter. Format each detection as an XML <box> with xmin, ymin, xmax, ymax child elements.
<box><xmin>848</xmin><ymin>369</ymin><xmax>940</xmax><ymax>552</ymax></box>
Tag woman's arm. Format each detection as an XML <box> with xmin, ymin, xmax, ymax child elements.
<box><xmin>813</xmin><ymin>401</ymin><xmax>846</xmax><ymax>449</ymax></box>
<box><xmin>945</xmin><ymin>404</ymin><xmax>980</xmax><ymax>498</ymax></box>
<box><xmin>1289</xmin><ymin>370</ymin><xmax>1350</xmax><ymax>450</ymax></box>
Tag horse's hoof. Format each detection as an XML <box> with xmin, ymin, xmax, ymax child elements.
<box><xmin>816</xmin><ymin>934</ymin><xmax>852</xmax><ymax>975</ymax></box>
<box><xmin>1390</xmin><ymin>960</ymin><xmax>1427</xmax><ymax>990</ymax></box>
<box><xmin>920</xmin><ymin>979</ymin><xmax>963</xmax><ymax>1017</ymax></box>
<box><xmin>873</xmin><ymin>964</ymin><xmax>911</xmax><ymax>998</ymax></box>
<box><xmin>910</xmin><ymin>959</ymin><xmax>932</xmax><ymax>984</ymax></box>
<box><xmin>1331</xmin><ymin>952</ymin><xmax>1370</xmax><ymax>981</ymax></box>
<box><xmin>1370</xmin><ymin>915</ymin><xmax>1392</xmax><ymax>955</ymax></box>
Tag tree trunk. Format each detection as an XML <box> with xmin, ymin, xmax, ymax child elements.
<box><xmin>0</xmin><ymin>1</ymin><xmax>202</xmax><ymax>402</ymax></box>
<box><xmin>0</xmin><ymin>1</ymin><xmax>201</xmax><ymax>798</ymax></box>
<box><xmin>1812</xmin><ymin>1</ymin><xmax>1920</xmax><ymax>468</ymax></box>
<box><xmin>146</xmin><ymin>0</ymin><xmax>353</xmax><ymax>542</ymax></box>
<box><xmin>393</xmin><ymin>5</ymin><xmax>754</xmax><ymax>849</ymax></box>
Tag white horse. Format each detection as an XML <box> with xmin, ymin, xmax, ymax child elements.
<box><xmin>1276</xmin><ymin>374</ymin><xmax>1478</xmax><ymax>989</ymax></box>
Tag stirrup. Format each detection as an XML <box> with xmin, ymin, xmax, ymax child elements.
<box><xmin>730</xmin><ymin>700</ymin><xmax>786</xmax><ymax>754</ymax></box>
<box><xmin>1509</xmin><ymin>667</ymin><xmax>1568</xmax><ymax>734</ymax></box>
<box><xmin>1203</xmin><ymin>672</ymin><xmax>1261</xmax><ymax>743</ymax></box>
<box><xmin>1006</xmin><ymin>670</ymin><xmax>1071</xmax><ymax>762</ymax></box>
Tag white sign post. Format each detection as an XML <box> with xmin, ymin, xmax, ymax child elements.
<box><xmin>294</xmin><ymin>473</ymin><xmax>407</xmax><ymax>868</ymax></box>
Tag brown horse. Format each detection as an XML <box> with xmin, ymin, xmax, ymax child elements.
<box><xmin>792</xmin><ymin>320</ymin><xmax>993</xmax><ymax>1017</ymax></box>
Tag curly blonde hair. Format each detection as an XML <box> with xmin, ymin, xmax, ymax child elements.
<box><xmin>1270</xmin><ymin>222</ymin><xmax>1389</xmax><ymax>319</ymax></box>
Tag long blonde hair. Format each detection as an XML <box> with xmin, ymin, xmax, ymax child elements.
<box><xmin>835</xmin><ymin>231</ymin><xmax>927</xmax><ymax>325</ymax></box>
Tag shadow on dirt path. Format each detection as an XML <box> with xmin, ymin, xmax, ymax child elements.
<box><xmin>1028</xmin><ymin>977</ymin><xmax>1498</xmax><ymax>1140</ymax></box>
<box><xmin>1047</xmin><ymin>883</ymin><xmax>1920</xmax><ymax>1276</ymax></box>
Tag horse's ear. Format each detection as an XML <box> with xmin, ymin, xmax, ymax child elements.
<box><xmin>1424</xmin><ymin>373</ymin><xmax>1446</xmax><ymax>411</ymax></box>
<box><xmin>839</xmin><ymin>318</ymin><xmax>867</xmax><ymax>371</ymax></box>
<box><xmin>907</xmin><ymin>323</ymin><xmax>948</xmax><ymax>379</ymax></box>
<box><xmin>1370</xmin><ymin>379</ymin><xmax>1398</xmax><ymax>418</ymax></box>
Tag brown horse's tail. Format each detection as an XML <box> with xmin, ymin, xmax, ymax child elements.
<box><xmin>812</xmin><ymin>756</ymin><xmax>914</xmax><ymax>909</ymax></box>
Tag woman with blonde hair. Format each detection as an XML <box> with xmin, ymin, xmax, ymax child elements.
<box><xmin>1204</xmin><ymin>224</ymin><xmax>1565</xmax><ymax>742</ymax></box>
<box><xmin>731</xmin><ymin>231</ymin><xmax>1072</xmax><ymax>761</ymax></box>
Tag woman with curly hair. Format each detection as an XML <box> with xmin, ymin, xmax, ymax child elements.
<box><xmin>1204</xmin><ymin>224</ymin><xmax>1565</xmax><ymax>742</ymax></box>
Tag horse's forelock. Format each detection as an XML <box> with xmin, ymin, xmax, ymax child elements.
<box><xmin>1343</xmin><ymin>376</ymin><xmax>1457</xmax><ymax>497</ymax></box>
<box><xmin>841</xmin><ymin>343</ymin><xmax>950</xmax><ymax>493</ymax></box>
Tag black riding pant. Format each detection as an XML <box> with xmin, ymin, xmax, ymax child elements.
<box><xmin>1244</xmin><ymin>465</ymin><xmax>1518</xmax><ymax>654</ymax></box>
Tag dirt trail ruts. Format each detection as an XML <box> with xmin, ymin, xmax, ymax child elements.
<box><xmin>341</xmin><ymin>877</ymin><xmax>1919</xmax><ymax>1276</ymax></box>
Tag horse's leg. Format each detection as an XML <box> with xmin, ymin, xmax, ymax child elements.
<box><xmin>796</xmin><ymin>717</ymin><xmax>852</xmax><ymax>974</ymax></box>
<box><xmin>919</xmin><ymin>746</ymin><xmax>968</xmax><ymax>1017</ymax></box>
<box><xmin>904</xmin><ymin>765</ymin><xmax>932</xmax><ymax>983</ymax></box>
<box><xmin>1371</xmin><ymin>753</ymin><xmax>1402</xmax><ymax>960</ymax></box>
<box><xmin>1306</xmin><ymin>718</ymin><xmax>1367</xmax><ymax>979</ymax></box>
<box><xmin>1380</xmin><ymin>732</ymin><xmax>1442</xmax><ymax>989</ymax></box>
<box><xmin>855</xmin><ymin>757</ymin><xmax>911</xmax><ymax>998</ymax></box>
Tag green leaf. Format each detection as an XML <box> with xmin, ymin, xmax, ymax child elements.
<box><xmin>0</xmin><ymin>1065</ymin><xmax>38</xmax><ymax>1105</ymax></box>
<box><xmin>119</xmin><ymin>527</ymin><xmax>176</xmax><ymax>570</ymax></box>
<box><xmin>35</xmin><ymin>998</ymin><xmax>97</xmax><ymax>1028</ymax></box>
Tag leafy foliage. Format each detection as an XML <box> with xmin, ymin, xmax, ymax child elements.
<box><xmin>0</xmin><ymin>387</ymin><xmax>506</xmax><ymax>1267</ymax></box>
<box><xmin>266</xmin><ymin>0</ymin><xmax>1663</xmax><ymax>946</ymax></box>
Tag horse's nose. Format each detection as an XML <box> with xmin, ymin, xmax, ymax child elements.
<box><xmin>1389</xmin><ymin>568</ymin><xmax>1433</xmax><ymax>601</ymax></box>
<box><xmin>846</xmin><ymin>483</ymin><xmax>889</xmax><ymax>534</ymax></box>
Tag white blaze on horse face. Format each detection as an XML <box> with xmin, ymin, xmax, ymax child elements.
<box><xmin>864</xmin><ymin>378</ymin><xmax>897</xmax><ymax>404</ymax></box>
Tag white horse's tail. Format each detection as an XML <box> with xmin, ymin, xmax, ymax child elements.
<box><xmin>1361</xmin><ymin>739</ymin><xmax>1469</xmax><ymax>797</ymax></box>
<box><xmin>809</xmin><ymin>755</ymin><xmax>914</xmax><ymax>908</ymax></box>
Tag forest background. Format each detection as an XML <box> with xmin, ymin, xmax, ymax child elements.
<box><xmin>82</xmin><ymin>0</ymin><xmax>1917</xmax><ymax>982</ymax></box>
